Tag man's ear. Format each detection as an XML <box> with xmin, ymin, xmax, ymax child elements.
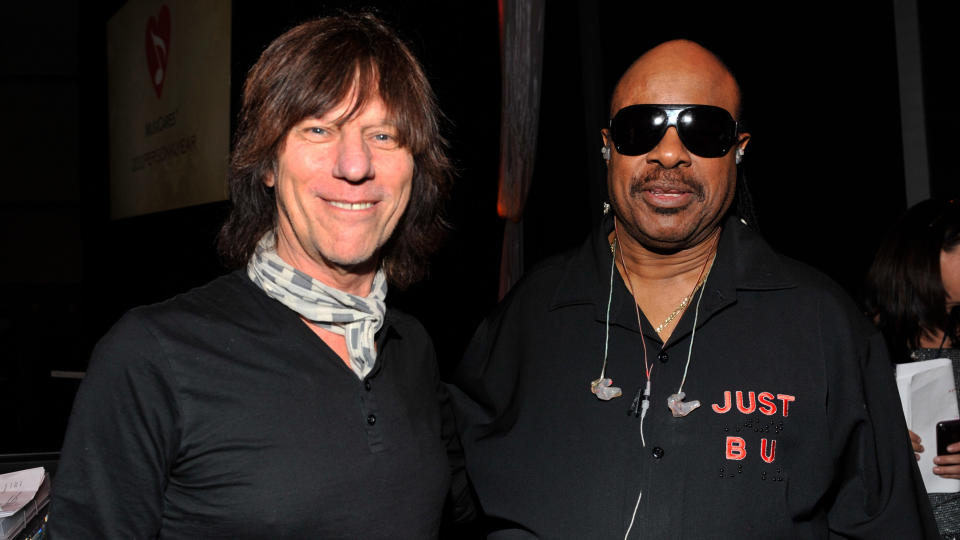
<box><xmin>736</xmin><ymin>133</ymin><xmax>750</xmax><ymax>153</ymax></box>
<box><xmin>600</xmin><ymin>129</ymin><xmax>612</xmax><ymax>162</ymax></box>
<box><xmin>735</xmin><ymin>133</ymin><xmax>750</xmax><ymax>164</ymax></box>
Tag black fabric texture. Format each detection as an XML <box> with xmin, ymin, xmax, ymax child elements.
<box><xmin>449</xmin><ymin>214</ymin><xmax>939</xmax><ymax>539</ymax></box>
<box><xmin>50</xmin><ymin>270</ymin><xmax>454</xmax><ymax>539</ymax></box>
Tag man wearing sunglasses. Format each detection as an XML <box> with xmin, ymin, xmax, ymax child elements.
<box><xmin>450</xmin><ymin>40</ymin><xmax>936</xmax><ymax>538</ymax></box>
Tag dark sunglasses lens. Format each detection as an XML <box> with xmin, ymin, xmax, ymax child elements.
<box><xmin>610</xmin><ymin>106</ymin><xmax>665</xmax><ymax>156</ymax></box>
<box><xmin>677</xmin><ymin>107</ymin><xmax>736</xmax><ymax>158</ymax></box>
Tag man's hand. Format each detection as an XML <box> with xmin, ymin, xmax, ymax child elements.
<box><xmin>934</xmin><ymin>442</ymin><xmax>960</xmax><ymax>479</ymax></box>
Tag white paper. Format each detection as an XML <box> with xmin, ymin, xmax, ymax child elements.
<box><xmin>0</xmin><ymin>467</ymin><xmax>45</xmax><ymax>518</ymax></box>
<box><xmin>896</xmin><ymin>358</ymin><xmax>960</xmax><ymax>493</ymax></box>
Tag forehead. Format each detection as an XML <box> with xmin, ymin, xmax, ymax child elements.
<box><xmin>611</xmin><ymin>42</ymin><xmax>740</xmax><ymax>117</ymax></box>
<box><xmin>311</xmin><ymin>84</ymin><xmax>394</xmax><ymax>126</ymax></box>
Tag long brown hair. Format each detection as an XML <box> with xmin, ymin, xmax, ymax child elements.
<box><xmin>865</xmin><ymin>199</ymin><xmax>960</xmax><ymax>359</ymax></box>
<box><xmin>218</xmin><ymin>12</ymin><xmax>452</xmax><ymax>288</ymax></box>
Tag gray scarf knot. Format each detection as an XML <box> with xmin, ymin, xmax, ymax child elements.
<box><xmin>247</xmin><ymin>232</ymin><xmax>387</xmax><ymax>379</ymax></box>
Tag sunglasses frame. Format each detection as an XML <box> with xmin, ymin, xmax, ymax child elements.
<box><xmin>608</xmin><ymin>104</ymin><xmax>741</xmax><ymax>158</ymax></box>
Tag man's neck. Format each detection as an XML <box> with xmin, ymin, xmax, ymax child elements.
<box><xmin>611</xmin><ymin>223</ymin><xmax>722</xmax><ymax>340</ymax></box>
<box><xmin>274</xmin><ymin>234</ymin><xmax>377</xmax><ymax>297</ymax></box>
<box><xmin>611</xmin><ymin>225</ymin><xmax>721</xmax><ymax>285</ymax></box>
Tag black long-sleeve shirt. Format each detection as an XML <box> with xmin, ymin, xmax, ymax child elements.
<box><xmin>51</xmin><ymin>270</ymin><xmax>454</xmax><ymax>539</ymax></box>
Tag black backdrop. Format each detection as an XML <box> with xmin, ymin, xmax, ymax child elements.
<box><xmin>2</xmin><ymin>0</ymin><xmax>957</xmax><ymax>455</ymax></box>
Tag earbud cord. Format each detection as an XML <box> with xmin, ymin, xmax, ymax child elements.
<box><xmin>600</xmin><ymin>237</ymin><xmax>618</xmax><ymax>383</ymax></box>
<box><xmin>614</xmin><ymin>219</ymin><xmax>652</xmax><ymax>447</ymax></box>
<box><xmin>622</xmin><ymin>268</ymin><xmax>712</xmax><ymax>540</ymax></box>
<box><xmin>621</xmin><ymin>230</ymin><xmax>719</xmax><ymax>540</ymax></box>
<box><xmin>624</xmin><ymin>489</ymin><xmax>643</xmax><ymax>540</ymax></box>
<box><xmin>676</xmin><ymin>251</ymin><xmax>715</xmax><ymax>396</ymax></box>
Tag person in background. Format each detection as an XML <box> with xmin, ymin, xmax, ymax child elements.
<box><xmin>49</xmin><ymin>12</ymin><xmax>466</xmax><ymax>538</ymax></box>
<box><xmin>865</xmin><ymin>198</ymin><xmax>960</xmax><ymax>538</ymax></box>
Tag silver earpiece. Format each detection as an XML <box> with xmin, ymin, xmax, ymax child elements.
<box><xmin>591</xmin><ymin>377</ymin><xmax>622</xmax><ymax>401</ymax></box>
<box><xmin>601</xmin><ymin>146</ymin><xmax>611</xmax><ymax>161</ymax></box>
<box><xmin>735</xmin><ymin>148</ymin><xmax>744</xmax><ymax>165</ymax></box>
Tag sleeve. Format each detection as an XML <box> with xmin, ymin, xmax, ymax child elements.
<box><xmin>825</xmin><ymin>321</ymin><xmax>939</xmax><ymax>538</ymax></box>
<box><xmin>49</xmin><ymin>311</ymin><xmax>181</xmax><ymax>539</ymax></box>
<box><xmin>439</xmin><ymin>369</ymin><xmax>480</xmax><ymax>530</ymax></box>
<box><xmin>447</xmin><ymin>309</ymin><xmax>523</xmax><ymax>443</ymax></box>
<box><xmin>445</xmin><ymin>311</ymin><xmax>530</xmax><ymax>536</ymax></box>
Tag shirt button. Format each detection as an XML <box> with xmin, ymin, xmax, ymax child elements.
<box><xmin>657</xmin><ymin>350</ymin><xmax>669</xmax><ymax>363</ymax></box>
<box><xmin>366</xmin><ymin>414</ymin><xmax>377</xmax><ymax>425</ymax></box>
<box><xmin>364</xmin><ymin>380</ymin><xmax>372</xmax><ymax>391</ymax></box>
<box><xmin>652</xmin><ymin>446</ymin><xmax>664</xmax><ymax>459</ymax></box>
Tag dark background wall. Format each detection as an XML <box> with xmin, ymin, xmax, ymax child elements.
<box><xmin>1</xmin><ymin>0</ymin><xmax>956</xmax><ymax>455</ymax></box>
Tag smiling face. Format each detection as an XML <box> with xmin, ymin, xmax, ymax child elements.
<box><xmin>602</xmin><ymin>40</ymin><xmax>749</xmax><ymax>252</ymax></box>
<box><xmin>266</xmin><ymin>94</ymin><xmax>414</xmax><ymax>293</ymax></box>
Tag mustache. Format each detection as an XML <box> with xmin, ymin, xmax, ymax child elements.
<box><xmin>629</xmin><ymin>169</ymin><xmax>705</xmax><ymax>200</ymax></box>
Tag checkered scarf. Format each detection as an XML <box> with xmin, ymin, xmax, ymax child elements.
<box><xmin>247</xmin><ymin>232</ymin><xmax>387</xmax><ymax>379</ymax></box>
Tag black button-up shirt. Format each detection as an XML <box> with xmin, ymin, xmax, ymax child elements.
<box><xmin>451</xmin><ymin>214</ymin><xmax>937</xmax><ymax>539</ymax></box>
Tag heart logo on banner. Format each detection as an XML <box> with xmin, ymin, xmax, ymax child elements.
<box><xmin>145</xmin><ymin>5</ymin><xmax>171</xmax><ymax>98</ymax></box>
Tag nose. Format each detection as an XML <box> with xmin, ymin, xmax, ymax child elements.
<box><xmin>645</xmin><ymin>126</ymin><xmax>691</xmax><ymax>169</ymax></box>
<box><xmin>332</xmin><ymin>131</ymin><xmax>374</xmax><ymax>182</ymax></box>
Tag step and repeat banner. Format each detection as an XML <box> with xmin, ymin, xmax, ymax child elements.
<box><xmin>107</xmin><ymin>0</ymin><xmax>231</xmax><ymax>219</ymax></box>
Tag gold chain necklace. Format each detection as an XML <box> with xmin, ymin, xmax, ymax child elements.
<box><xmin>655</xmin><ymin>295</ymin><xmax>691</xmax><ymax>334</ymax></box>
<box><xmin>653</xmin><ymin>267</ymin><xmax>712</xmax><ymax>334</ymax></box>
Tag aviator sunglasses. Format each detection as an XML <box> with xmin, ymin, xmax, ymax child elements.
<box><xmin>609</xmin><ymin>104</ymin><xmax>740</xmax><ymax>158</ymax></box>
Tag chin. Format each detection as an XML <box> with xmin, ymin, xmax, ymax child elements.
<box><xmin>631</xmin><ymin>220</ymin><xmax>703</xmax><ymax>250</ymax></box>
<box><xmin>318</xmin><ymin>240</ymin><xmax>382</xmax><ymax>270</ymax></box>
<box><xmin>324</xmin><ymin>251</ymin><xmax>377</xmax><ymax>270</ymax></box>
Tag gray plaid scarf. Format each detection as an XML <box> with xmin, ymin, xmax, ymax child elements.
<box><xmin>247</xmin><ymin>232</ymin><xmax>387</xmax><ymax>379</ymax></box>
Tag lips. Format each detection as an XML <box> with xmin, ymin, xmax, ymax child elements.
<box><xmin>629</xmin><ymin>178</ymin><xmax>704</xmax><ymax>210</ymax></box>
<box><xmin>643</xmin><ymin>190</ymin><xmax>693</xmax><ymax>208</ymax></box>
<box><xmin>647</xmin><ymin>185</ymin><xmax>690</xmax><ymax>197</ymax></box>
<box><xmin>630</xmin><ymin>168</ymin><xmax>705</xmax><ymax>197</ymax></box>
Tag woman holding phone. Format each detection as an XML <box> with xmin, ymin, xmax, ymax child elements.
<box><xmin>865</xmin><ymin>198</ymin><xmax>960</xmax><ymax>538</ymax></box>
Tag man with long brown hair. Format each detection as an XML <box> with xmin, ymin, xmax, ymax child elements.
<box><xmin>51</xmin><ymin>12</ymin><xmax>459</xmax><ymax>538</ymax></box>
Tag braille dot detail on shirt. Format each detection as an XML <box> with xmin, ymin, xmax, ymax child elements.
<box><xmin>651</xmin><ymin>446</ymin><xmax>664</xmax><ymax>459</ymax></box>
<box><xmin>657</xmin><ymin>350</ymin><xmax>669</xmax><ymax>363</ymax></box>
<box><xmin>366</xmin><ymin>414</ymin><xmax>377</xmax><ymax>425</ymax></box>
